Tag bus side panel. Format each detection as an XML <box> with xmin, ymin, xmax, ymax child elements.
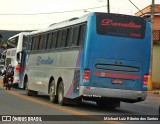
<box><xmin>64</xmin><ymin>49</ymin><xmax>82</xmax><ymax>99</ymax></box>
<box><xmin>27</xmin><ymin>49</ymin><xmax>81</xmax><ymax>97</ymax></box>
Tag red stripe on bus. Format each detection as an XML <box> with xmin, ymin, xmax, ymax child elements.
<box><xmin>93</xmin><ymin>72</ymin><xmax>140</xmax><ymax>79</ymax></box>
<box><xmin>66</xmin><ymin>50</ymin><xmax>81</xmax><ymax>97</ymax></box>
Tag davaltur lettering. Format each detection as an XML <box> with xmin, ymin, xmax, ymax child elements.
<box><xmin>101</xmin><ymin>19</ymin><xmax>142</xmax><ymax>29</ymax></box>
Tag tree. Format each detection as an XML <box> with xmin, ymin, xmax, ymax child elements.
<box><xmin>0</xmin><ymin>34</ymin><xmax>2</xmax><ymax>39</ymax></box>
<box><xmin>0</xmin><ymin>34</ymin><xmax>3</xmax><ymax>43</ymax></box>
<box><xmin>0</xmin><ymin>34</ymin><xmax>7</xmax><ymax>49</ymax></box>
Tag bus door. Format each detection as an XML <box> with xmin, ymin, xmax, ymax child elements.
<box><xmin>19</xmin><ymin>51</ymin><xmax>26</xmax><ymax>84</ymax></box>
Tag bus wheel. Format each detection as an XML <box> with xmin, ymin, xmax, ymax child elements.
<box><xmin>58</xmin><ymin>81</ymin><xmax>65</xmax><ymax>106</ymax></box>
<box><xmin>49</xmin><ymin>80</ymin><xmax>57</xmax><ymax>103</ymax></box>
<box><xmin>74</xmin><ymin>98</ymin><xmax>82</xmax><ymax>106</ymax></box>
<box><xmin>23</xmin><ymin>78</ymin><xmax>27</xmax><ymax>90</ymax></box>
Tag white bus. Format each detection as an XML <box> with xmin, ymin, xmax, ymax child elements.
<box><xmin>5</xmin><ymin>48</ymin><xmax>16</xmax><ymax>66</ymax></box>
<box><xmin>7</xmin><ymin>32</ymin><xmax>30</xmax><ymax>88</ymax></box>
<box><xmin>22</xmin><ymin>12</ymin><xmax>151</xmax><ymax>108</ymax></box>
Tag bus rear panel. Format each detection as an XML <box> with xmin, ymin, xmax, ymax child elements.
<box><xmin>80</xmin><ymin>13</ymin><xmax>151</xmax><ymax>103</ymax></box>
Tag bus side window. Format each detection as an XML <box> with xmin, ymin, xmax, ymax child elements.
<box><xmin>39</xmin><ymin>35</ymin><xmax>43</xmax><ymax>50</ymax></box>
<box><xmin>51</xmin><ymin>31</ymin><xmax>58</xmax><ymax>49</ymax></box>
<box><xmin>61</xmin><ymin>29</ymin><xmax>67</xmax><ymax>48</ymax></box>
<box><xmin>42</xmin><ymin>34</ymin><xmax>48</xmax><ymax>50</ymax></box>
<box><xmin>34</xmin><ymin>36</ymin><xmax>40</xmax><ymax>51</ymax></box>
<box><xmin>23</xmin><ymin>36</ymin><xmax>28</xmax><ymax>51</ymax></box>
<box><xmin>66</xmin><ymin>28</ymin><xmax>73</xmax><ymax>47</ymax></box>
<box><xmin>78</xmin><ymin>24</ymin><xmax>86</xmax><ymax>46</ymax></box>
<box><xmin>72</xmin><ymin>26</ymin><xmax>80</xmax><ymax>46</ymax></box>
<box><xmin>47</xmin><ymin>32</ymin><xmax>52</xmax><ymax>50</ymax></box>
<box><xmin>56</xmin><ymin>30</ymin><xmax>62</xmax><ymax>48</ymax></box>
<box><xmin>26</xmin><ymin>36</ymin><xmax>31</xmax><ymax>51</ymax></box>
<box><xmin>31</xmin><ymin>37</ymin><xmax>35</xmax><ymax>51</ymax></box>
<box><xmin>15</xmin><ymin>36</ymin><xmax>19</xmax><ymax>47</ymax></box>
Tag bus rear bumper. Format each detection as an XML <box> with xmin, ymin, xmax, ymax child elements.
<box><xmin>80</xmin><ymin>86</ymin><xmax>147</xmax><ymax>103</ymax></box>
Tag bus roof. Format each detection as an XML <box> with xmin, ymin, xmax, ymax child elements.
<box><xmin>28</xmin><ymin>13</ymin><xmax>91</xmax><ymax>36</ymax></box>
<box><xmin>28</xmin><ymin>12</ymin><xmax>148</xmax><ymax>37</ymax></box>
<box><xmin>7</xmin><ymin>32</ymin><xmax>30</xmax><ymax>48</ymax></box>
<box><xmin>8</xmin><ymin>32</ymin><xmax>30</xmax><ymax>41</ymax></box>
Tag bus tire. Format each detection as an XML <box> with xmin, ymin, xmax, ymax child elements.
<box><xmin>74</xmin><ymin>98</ymin><xmax>82</xmax><ymax>106</ymax></box>
<box><xmin>26</xmin><ymin>89</ymin><xmax>32</xmax><ymax>96</ymax></box>
<box><xmin>58</xmin><ymin>81</ymin><xmax>65</xmax><ymax>106</ymax></box>
<box><xmin>23</xmin><ymin>78</ymin><xmax>27</xmax><ymax>90</ymax></box>
<box><xmin>49</xmin><ymin>80</ymin><xmax>57</xmax><ymax>103</ymax></box>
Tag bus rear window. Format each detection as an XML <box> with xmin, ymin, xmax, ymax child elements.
<box><xmin>96</xmin><ymin>13</ymin><xmax>146</xmax><ymax>39</ymax></box>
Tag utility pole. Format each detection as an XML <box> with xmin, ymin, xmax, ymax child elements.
<box><xmin>148</xmin><ymin>0</ymin><xmax>155</xmax><ymax>91</ymax></box>
<box><xmin>107</xmin><ymin>0</ymin><xmax>110</xmax><ymax>13</ymax></box>
<box><xmin>151</xmin><ymin>0</ymin><xmax>154</xmax><ymax>75</ymax></box>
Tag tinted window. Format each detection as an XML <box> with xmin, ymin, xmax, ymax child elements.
<box><xmin>47</xmin><ymin>33</ymin><xmax>52</xmax><ymax>49</ymax></box>
<box><xmin>72</xmin><ymin>26</ymin><xmax>80</xmax><ymax>46</ymax></box>
<box><xmin>56</xmin><ymin>30</ymin><xmax>62</xmax><ymax>48</ymax></box>
<box><xmin>31</xmin><ymin>37</ymin><xmax>35</xmax><ymax>51</ymax></box>
<box><xmin>23</xmin><ymin>36</ymin><xmax>28</xmax><ymax>50</ymax></box>
<box><xmin>78</xmin><ymin>24</ymin><xmax>86</xmax><ymax>46</ymax></box>
<box><xmin>96</xmin><ymin>13</ymin><xmax>146</xmax><ymax>39</ymax></box>
<box><xmin>51</xmin><ymin>31</ymin><xmax>58</xmax><ymax>49</ymax></box>
<box><xmin>42</xmin><ymin>34</ymin><xmax>48</xmax><ymax>50</ymax></box>
<box><xmin>15</xmin><ymin>37</ymin><xmax>19</xmax><ymax>47</ymax></box>
<box><xmin>9</xmin><ymin>36</ymin><xmax>19</xmax><ymax>47</ymax></box>
<box><xmin>29</xmin><ymin>37</ymin><xmax>33</xmax><ymax>51</ymax></box>
<box><xmin>34</xmin><ymin>36</ymin><xmax>40</xmax><ymax>51</ymax></box>
<box><xmin>38</xmin><ymin>35</ymin><xmax>43</xmax><ymax>50</ymax></box>
<box><xmin>66</xmin><ymin>28</ymin><xmax>73</xmax><ymax>47</ymax></box>
<box><xmin>61</xmin><ymin>29</ymin><xmax>67</xmax><ymax>47</ymax></box>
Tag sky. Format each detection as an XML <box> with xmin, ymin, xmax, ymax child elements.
<box><xmin>0</xmin><ymin>0</ymin><xmax>160</xmax><ymax>30</ymax></box>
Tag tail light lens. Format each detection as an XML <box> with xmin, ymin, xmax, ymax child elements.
<box><xmin>83</xmin><ymin>69</ymin><xmax>90</xmax><ymax>81</ymax></box>
<box><xmin>143</xmin><ymin>74</ymin><xmax>148</xmax><ymax>85</ymax></box>
<box><xmin>15</xmin><ymin>65</ymin><xmax>20</xmax><ymax>72</ymax></box>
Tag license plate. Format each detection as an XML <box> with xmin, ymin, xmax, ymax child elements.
<box><xmin>8</xmin><ymin>81</ymin><xmax>12</xmax><ymax>84</ymax></box>
<box><xmin>112</xmin><ymin>79</ymin><xmax>123</xmax><ymax>84</ymax></box>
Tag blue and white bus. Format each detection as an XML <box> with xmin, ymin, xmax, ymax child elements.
<box><xmin>22</xmin><ymin>12</ymin><xmax>151</xmax><ymax>108</ymax></box>
<box><xmin>7</xmin><ymin>32</ymin><xmax>30</xmax><ymax>88</ymax></box>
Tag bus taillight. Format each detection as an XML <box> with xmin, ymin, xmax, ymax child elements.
<box><xmin>83</xmin><ymin>69</ymin><xmax>90</xmax><ymax>81</ymax></box>
<box><xmin>143</xmin><ymin>74</ymin><xmax>148</xmax><ymax>85</ymax></box>
<box><xmin>15</xmin><ymin>65</ymin><xmax>20</xmax><ymax>72</ymax></box>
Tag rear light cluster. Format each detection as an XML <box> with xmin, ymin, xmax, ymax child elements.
<box><xmin>143</xmin><ymin>74</ymin><xmax>148</xmax><ymax>85</ymax></box>
<box><xmin>15</xmin><ymin>65</ymin><xmax>20</xmax><ymax>72</ymax></box>
<box><xmin>83</xmin><ymin>69</ymin><xmax>90</xmax><ymax>81</ymax></box>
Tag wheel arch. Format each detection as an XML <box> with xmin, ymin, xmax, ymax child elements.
<box><xmin>24</xmin><ymin>74</ymin><xmax>28</xmax><ymax>82</ymax></box>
